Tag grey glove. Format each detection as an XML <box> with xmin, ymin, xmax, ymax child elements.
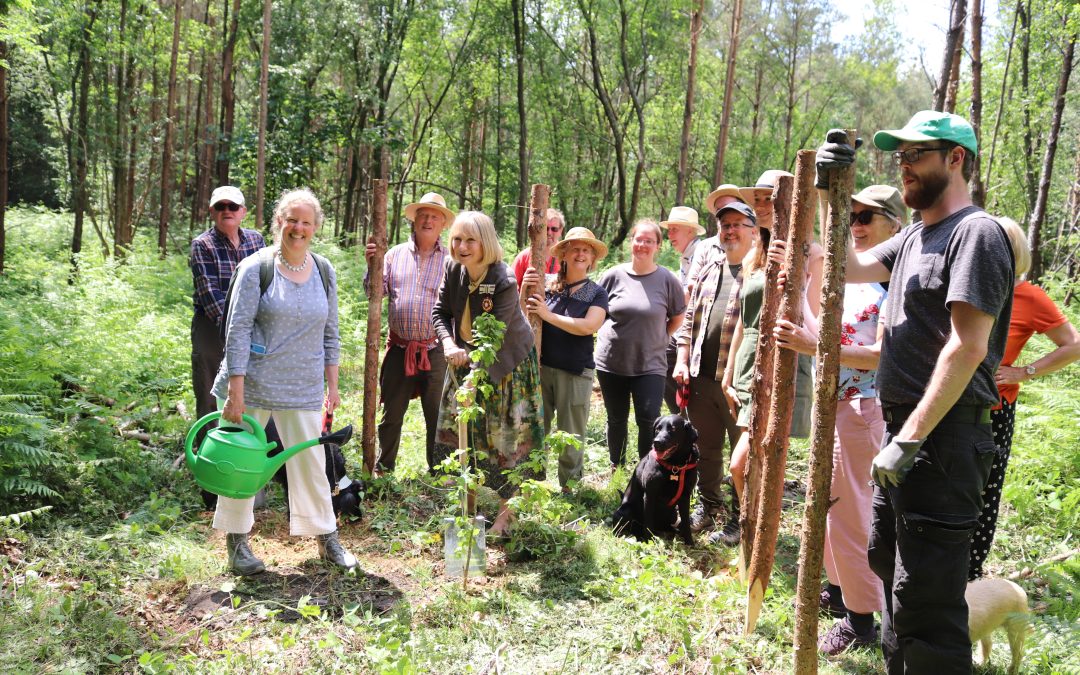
<box><xmin>871</xmin><ymin>438</ymin><xmax>925</xmax><ymax>488</ymax></box>
<box><xmin>815</xmin><ymin>129</ymin><xmax>862</xmax><ymax>189</ymax></box>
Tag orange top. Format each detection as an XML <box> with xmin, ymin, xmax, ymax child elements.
<box><xmin>998</xmin><ymin>281</ymin><xmax>1068</xmax><ymax>404</ymax></box>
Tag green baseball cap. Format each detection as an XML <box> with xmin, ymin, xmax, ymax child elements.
<box><xmin>873</xmin><ymin>110</ymin><xmax>978</xmax><ymax>155</ymax></box>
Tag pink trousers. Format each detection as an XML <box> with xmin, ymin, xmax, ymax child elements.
<box><xmin>823</xmin><ymin>397</ymin><xmax>886</xmax><ymax>614</ymax></box>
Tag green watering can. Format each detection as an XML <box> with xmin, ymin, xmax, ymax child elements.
<box><xmin>184</xmin><ymin>412</ymin><xmax>353</xmax><ymax>499</ymax></box>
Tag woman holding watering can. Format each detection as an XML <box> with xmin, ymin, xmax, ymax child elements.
<box><xmin>212</xmin><ymin>187</ymin><xmax>357</xmax><ymax>575</ymax></box>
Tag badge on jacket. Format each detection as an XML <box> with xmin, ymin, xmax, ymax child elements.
<box><xmin>479</xmin><ymin>284</ymin><xmax>496</xmax><ymax>312</ymax></box>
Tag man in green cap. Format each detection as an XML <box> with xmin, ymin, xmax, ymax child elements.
<box><xmin>815</xmin><ymin>111</ymin><xmax>1014</xmax><ymax>671</ymax></box>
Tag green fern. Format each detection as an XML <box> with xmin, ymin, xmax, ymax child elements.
<box><xmin>0</xmin><ymin>394</ymin><xmax>62</xmax><ymax>503</ymax></box>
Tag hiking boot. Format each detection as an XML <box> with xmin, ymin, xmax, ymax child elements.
<box><xmin>818</xmin><ymin>618</ymin><xmax>878</xmax><ymax>656</ymax></box>
<box><xmin>689</xmin><ymin>504</ymin><xmax>722</xmax><ymax>533</ymax></box>
<box><xmin>820</xmin><ymin>586</ymin><xmax>847</xmax><ymax>618</ymax></box>
<box><xmin>317</xmin><ymin>530</ymin><xmax>358</xmax><ymax>572</ymax></box>
<box><xmin>708</xmin><ymin>515</ymin><xmax>741</xmax><ymax>546</ymax></box>
<box><xmin>225</xmin><ymin>532</ymin><xmax>265</xmax><ymax>576</ymax></box>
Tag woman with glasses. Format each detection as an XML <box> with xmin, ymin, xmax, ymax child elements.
<box><xmin>595</xmin><ymin>220</ymin><xmax>686</xmax><ymax>470</ymax></box>
<box><xmin>774</xmin><ymin>185</ymin><xmax>905</xmax><ymax>655</ymax></box>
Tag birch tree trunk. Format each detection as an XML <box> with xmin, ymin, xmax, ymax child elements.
<box><xmin>363</xmin><ymin>179</ymin><xmax>388</xmax><ymax>474</ymax></box>
<box><xmin>792</xmin><ymin>134</ymin><xmax>855</xmax><ymax>674</ymax></box>
<box><xmin>255</xmin><ymin>0</ymin><xmax>272</xmax><ymax>230</ymax></box>
<box><xmin>675</xmin><ymin>0</ymin><xmax>703</xmax><ymax>204</ymax></box>
<box><xmin>1027</xmin><ymin>28</ymin><xmax>1075</xmax><ymax>284</ymax></box>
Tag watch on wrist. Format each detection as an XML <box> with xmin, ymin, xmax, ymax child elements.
<box><xmin>1024</xmin><ymin>364</ymin><xmax>1037</xmax><ymax>377</ymax></box>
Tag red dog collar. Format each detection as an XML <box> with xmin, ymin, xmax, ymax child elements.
<box><xmin>651</xmin><ymin>447</ymin><xmax>698</xmax><ymax>508</ymax></box>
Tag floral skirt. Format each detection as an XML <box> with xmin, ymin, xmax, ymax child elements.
<box><xmin>433</xmin><ymin>348</ymin><xmax>545</xmax><ymax>499</ymax></box>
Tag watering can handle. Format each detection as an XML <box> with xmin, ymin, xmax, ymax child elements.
<box><xmin>184</xmin><ymin>412</ymin><xmax>266</xmax><ymax>456</ymax></box>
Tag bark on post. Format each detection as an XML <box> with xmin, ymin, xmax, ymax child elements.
<box><xmin>362</xmin><ymin>179</ymin><xmax>388</xmax><ymax>475</ymax></box>
<box><xmin>255</xmin><ymin>0</ymin><xmax>272</xmax><ymax>230</ymax></box>
<box><xmin>792</xmin><ymin>131</ymin><xmax>856</xmax><ymax>674</ymax></box>
<box><xmin>521</xmin><ymin>184</ymin><xmax>550</xmax><ymax>353</ymax></box>
<box><xmin>744</xmin><ymin>154</ymin><xmax>815</xmax><ymax>634</ymax></box>
<box><xmin>738</xmin><ymin>176</ymin><xmax>791</xmax><ymax>583</ymax></box>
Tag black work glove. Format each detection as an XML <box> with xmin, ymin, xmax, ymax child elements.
<box><xmin>815</xmin><ymin>129</ymin><xmax>862</xmax><ymax>189</ymax></box>
<box><xmin>871</xmin><ymin>438</ymin><xmax>924</xmax><ymax>488</ymax></box>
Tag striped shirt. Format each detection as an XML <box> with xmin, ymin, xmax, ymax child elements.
<box><xmin>376</xmin><ymin>236</ymin><xmax>448</xmax><ymax>343</ymax></box>
<box><xmin>190</xmin><ymin>226</ymin><xmax>265</xmax><ymax>325</ymax></box>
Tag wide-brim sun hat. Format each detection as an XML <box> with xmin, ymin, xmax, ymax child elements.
<box><xmin>210</xmin><ymin>185</ymin><xmax>245</xmax><ymax>208</ymax></box>
<box><xmin>704</xmin><ymin>183</ymin><xmax>745</xmax><ymax>215</ymax></box>
<box><xmin>873</xmin><ymin>110</ymin><xmax>978</xmax><ymax>155</ymax></box>
<box><xmin>552</xmin><ymin>226</ymin><xmax>608</xmax><ymax>261</ymax></box>
<box><xmin>852</xmin><ymin>185</ymin><xmax>908</xmax><ymax>222</ymax></box>
<box><xmin>738</xmin><ymin>170</ymin><xmax>794</xmax><ymax>204</ymax></box>
<box><xmin>659</xmin><ymin>205</ymin><xmax>706</xmax><ymax>236</ymax></box>
<box><xmin>403</xmin><ymin>192</ymin><xmax>456</xmax><ymax>222</ymax></box>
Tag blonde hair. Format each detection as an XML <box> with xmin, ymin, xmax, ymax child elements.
<box><xmin>449</xmin><ymin>211</ymin><xmax>504</xmax><ymax>267</ymax></box>
<box><xmin>271</xmin><ymin>187</ymin><xmax>324</xmax><ymax>243</ymax></box>
<box><xmin>998</xmin><ymin>216</ymin><xmax>1031</xmax><ymax>278</ymax></box>
<box><xmin>743</xmin><ymin>225</ymin><xmax>771</xmax><ymax>274</ymax></box>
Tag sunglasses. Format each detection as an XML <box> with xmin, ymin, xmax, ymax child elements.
<box><xmin>547</xmin><ymin>226</ymin><xmax>562</xmax><ymax>233</ymax></box>
<box><xmin>891</xmin><ymin>146</ymin><xmax>949</xmax><ymax>166</ymax></box>
<box><xmin>213</xmin><ymin>202</ymin><xmax>242</xmax><ymax>212</ymax></box>
<box><xmin>849</xmin><ymin>210</ymin><xmax>891</xmax><ymax>225</ymax></box>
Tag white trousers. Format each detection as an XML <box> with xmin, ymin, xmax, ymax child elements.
<box><xmin>212</xmin><ymin>406</ymin><xmax>336</xmax><ymax>536</ymax></box>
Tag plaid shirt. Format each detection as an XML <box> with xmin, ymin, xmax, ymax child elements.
<box><xmin>372</xmin><ymin>236</ymin><xmax>448</xmax><ymax>343</ymax></box>
<box><xmin>190</xmin><ymin>226</ymin><xmax>265</xmax><ymax>325</ymax></box>
<box><xmin>676</xmin><ymin>237</ymin><xmax>742</xmax><ymax>380</ymax></box>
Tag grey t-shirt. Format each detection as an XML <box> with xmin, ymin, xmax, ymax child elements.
<box><xmin>870</xmin><ymin>206</ymin><xmax>1013</xmax><ymax>407</ymax></box>
<box><xmin>595</xmin><ymin>264</ymin><xmax>686</xmax><ymax>377</ymax></box>
<box><xmin>212</xmin><ymin>255</ymin><xmax>341</xmax><ymax>411</ymax></box>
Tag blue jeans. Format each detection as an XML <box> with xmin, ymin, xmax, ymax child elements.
<box><xmin>867</xmin><ymin>417</ymin><xmax>996</xmax><ymax>674</ymax></box>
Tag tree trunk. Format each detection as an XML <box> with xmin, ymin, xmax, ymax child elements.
<box><xmin>255</xmin><ymin>0</ymin><xmax>272</xmax><ymax>231</ymax></box>
<box><xmin>363</xmin><ymin>179</ymin><xmax>388</xmax><ymax>474</ymax></box>
<box><xmin>158</xmin><ymin>0</ymin><xmax>183</xmax><ymax>258</ymax></box>
<box><xmin>969</xmin><ymin>0</ymin><xmax>985</xmax><ymax>206</ymax></box>
<box><xmin>193</xmin><ymin>7</ymin><xmax>216</xmax><ymax>231</ymax></box>
<box><xmin>934</xmin><ymin>0</ymin><xmax>967</xmax><ymax>112</ymax></box>
<box><xmin>792</xmin><ymin>136</ymin><xmax>855</xmax><ymax>674</ymax></box>
<box><xmin>712</xmin><ymin>0</ymin><xmax>743</xmax><ymax>191</ymax></box>
<box><xmin>745</xmin><ymin>158</ymin><xmax>814</xmax><ymax>635</ymax></box>
<box><xmin>0</xmin><ymin>35</ymin><xmax>7</xmax><ymax>274</ymax></box>
<box><xmin>781</xmin><ymin>12</ymin><xmax>801</xmax><ymax>168</ymax></box>
<box><xmin>511</xmin><ymin>0</ymin><xmax>528</xmax><ymax>248</ymax></box>
<box><xmin>72</xmin><ymin>2</ymin><xmax>99</xmax><ymax>276</ymax></box>
<box><xmin>943</xmin><ymin>19</ymin><xmax>965</xmax><ymax>113</ymax></box>
<box><xmin>1027</xmin><ymin>28</ymin><xmax>1074</xmax><ymax>284</ymax></box>
<box><xmin>984</xmin><ymin>0</ymin><xmax>1022</xmax><ymax>202</ymax></box>
<box><xmin>675</xmin><ymin>0</ymin><xmax>703</xmax><ymax>204</ymax></box>
<box><xmin>217</xmin><ymin>0</ymin><xmax>241</xmax><ymax>185</ymax></box>
<box><xmin>522</xmin><ymin>185</ymin><xmax>550</xmax><ymax>353</ymax></box>
<box><xmin>112</xmin><ymin>0</ymin><xmax>132</xmax><ymax>256</ymax></box>
<box><xmin>1019</xmin><ymin>1</ymin><xmax>1037</xmax><ymax>216</ymax></box>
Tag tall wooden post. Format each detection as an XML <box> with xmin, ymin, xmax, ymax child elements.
<box><xmin>792</xmin><ymin>132</ymin><xmax>855</xmax><ymax>673</ymax></box>
<box><xmin>745</xmin><ymin>153</ymin><xmax>816</xmax><ymax>633</ymax></box>
<box><xmin>521</xmin><ymin>184</ymin><xmax>550</xmax><ymax>353</ymax></box>
<box><xmin>738</xmin><ymin>175</ymin><xmax>791</xmax><ymax>583</ymax></box>
<box><xmin>254</xmin><ymin>0</ymin><xmax>272</xmax><ymax>229</ymax></box>
<box><xmin>362</xmin><ymin>179</ymin><xmax>388</xmax><ymax>474</ymax></box>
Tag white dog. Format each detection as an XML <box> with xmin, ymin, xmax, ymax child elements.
<box><xmin>967</xmin><ymin>578</ymin><xmax>1030</xmax><ymax>675</ymax></box>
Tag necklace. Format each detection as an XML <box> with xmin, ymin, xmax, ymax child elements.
<box><xmin>278</xmin><ymin>250</ymin><xmax>308</xmax><ymax>273</ymax></box>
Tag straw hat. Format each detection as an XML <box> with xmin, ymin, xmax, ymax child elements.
<box><xmin>552</xmin><ymin>227</ymin><xmax>608</xmax><ymax>261</ymax></box>
<box><xmin>403</xmin><ymin>192</ymin><xmax>456</xmax><ymax>222</ymax></box>
<box><xmin>738</xmin><ymin>170</ymin><xmax>794</xmax><ymax>204</ymax></box>
<box><xmin>704</xmin><ymin>183</ymin><xmax>744</xmax><ymax>215</ymax></box>
<box><xmin>659</xmin><ymin>206</ymin><xmax>706</xmax><ymax>236</ymax></box>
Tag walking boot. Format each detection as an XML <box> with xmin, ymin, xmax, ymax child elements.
<box><xmin>317</xmin><ymin>530</ymin><xmax>358</xmax><ymax>572</ymax></box>
<box><xmin>225</xmin><ymin>532</ymin><xmax>266</xmax><ymax>576</ymax></box>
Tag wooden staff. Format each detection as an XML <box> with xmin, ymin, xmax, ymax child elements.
<box><xmin>738</xmin><ymin>175</ymin><xmax>791</xmax><ymax>583</ymax></box>
<box><xmin>745</xmin><ymin>152</ymin><xmax>817</xmax><ymax>633</ymax></box>
<box><xmin>361</xmin><ymin>178</ymin><xmax>388</xmax><ymax>475</ymax></box>
<box><xmin>792</xmin><ymin>131</ymin><xmax>855</xmax><ymax>674</ymax></box>
<box><xmin>520</xmin><ymin>184</ymin><xmax>550</xmax><ymax>354</ymax></box>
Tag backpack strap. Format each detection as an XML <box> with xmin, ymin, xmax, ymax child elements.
<box><xmin>221</xmin><ymin>248</ymin><xmax>332</xmax><ymax>341</ymax></box>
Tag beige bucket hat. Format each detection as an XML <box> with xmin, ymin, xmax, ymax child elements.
<box><xmin>704</xmin><ymin>184</ymin><xmax>745</xmax><ymax>215</ymax></box>
<box><xmin>403</xmin><ymin>192</ymin><xmax>456</xmax><ymax>222</ymax></box>
<box><xmin>659</xmin><ymin>206</ymin><xmax>706</xmax><ymax>236</ymax></box>
<box><xmin>739</xmin><ymin>170</ymin><xmax>794</xmax><ymax>204</ymax></box>
<box><xmin>552</xmin><ymin>226</ymin><xmax>609</xmax><ymax>261</ymax></box>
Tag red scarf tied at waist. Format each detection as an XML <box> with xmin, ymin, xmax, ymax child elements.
<box><xmin>386</xmin><ymin>332</ymin><xmax>438</xmax><ymax>400</ymax></box>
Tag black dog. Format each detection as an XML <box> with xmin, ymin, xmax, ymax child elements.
<box><xmin>612</xmin><ymin>415</ymin><xmax>700</xmax><ymax>545</ymax></box>
<box><xmin>271</xmin><ymin>416</ymin><xmax>364</xmax><ymax>524</ymax></box>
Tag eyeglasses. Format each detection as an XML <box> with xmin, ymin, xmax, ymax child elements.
<box><xmin>719</xmin><ymin>221</ymin><xmax>755</xmax><ymax>230</ymax></box>
<box><xmin>891</xmin><ymin>146</ymin><xmax>949</xmax><ymax>166</ymax></box>
<box><xmin>213</xmin><ymin>202</ymin><xmax>242</xmax><ymax>212</ymax></box>
<box><xmin>849</xmin><ymin>210</ymin><xmax>892</xmax><ymax>225</ymax></box>
<box><xmin>547</xmin><ymin>226</ymin><xmax>562</xmax><ymax>233</ymax></box>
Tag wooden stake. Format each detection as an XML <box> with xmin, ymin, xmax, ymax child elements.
<box><xmin>521</xmin><ymin>184</ymin><xmax>551</xmax><ymax>353</ymax></box>
<box><xmin>792</xmin><ymin>133</ymin><xmax>855</xmax><ymax>674</ymax></box>
<box><xmin>738</xmin><ymin>175</ymin><xmax>791</xmax><ymax>584</ymax></box>
<box><xmin>362</xmin><ymin>179</ymin><xmax>388</xmax><ymax>475</ymax></box>
<box><xmin>745</xmin><ymin>156</ymin><xmax>817</xmax><ymax>633</ymax></box>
